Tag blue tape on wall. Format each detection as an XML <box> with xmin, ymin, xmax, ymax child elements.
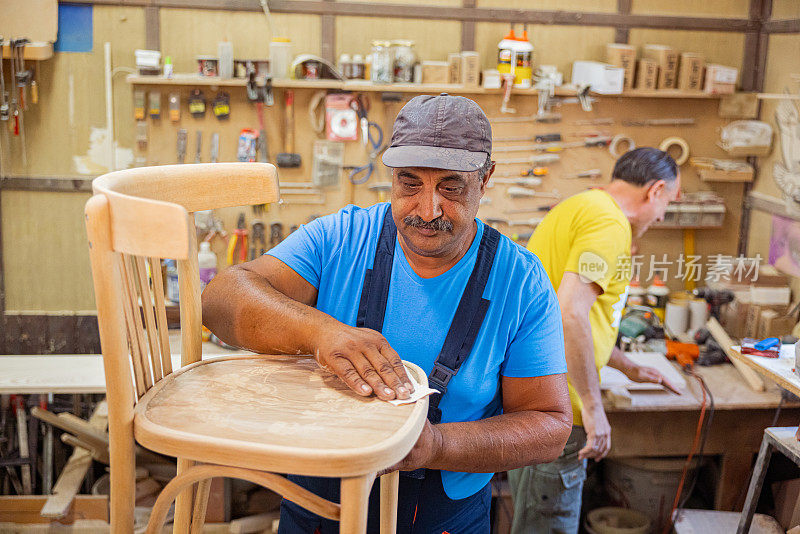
<box><xmin>55</xmin><ymin>4</ymin><xmax>93</xmax><ymax>53</ymax></box>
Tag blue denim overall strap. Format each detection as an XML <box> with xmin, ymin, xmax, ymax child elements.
<box><xmin>356</xmin><ymin>207</ymin><xmax>501</xmax><ymax>425</ymax></box>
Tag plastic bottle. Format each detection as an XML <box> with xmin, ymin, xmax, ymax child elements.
<box><xmin>163</xmin><ymin>56</ymin><xmax>174</xmax><ymax>78</ymax></box>
<box><xmin>218</xmin><ymin>41</ymin><xmax>234</xmax><ymax>79</ymax></box>
<box><xmin>646</xmin><ymin>276</ymin><xmax>670</xmax><ymax>321</ymax></box>
<box><xmin>164</xmin><ymin>259</ymin><xmax>179</xmax><ymax>303</ymax></box>
<box><xmin>497</xmin><ymin>26</ymin><xmax>533</xmax><ymax>88</ymax></box>
<box><xmin>627</xmin><ymin>277</ymin><xmax>645</xmax><ymax>307</ymax></box>
<box><xmin>270</xmin><ymin>38</ymin><xmax>293</xmax><ymax>80</ymax></box>
<box><xmin>198</xmin><ymin>241</ymin><xmax>218</xmax><ymax>290</ymax></box>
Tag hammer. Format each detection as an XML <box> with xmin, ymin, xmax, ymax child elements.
<box><xmin>276</xmin><ymin>89</ymin><xmax>301</xmax><ymax>168</ymax></box>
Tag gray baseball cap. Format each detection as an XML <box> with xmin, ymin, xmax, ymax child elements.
<box><xmin>381</xmin><ymin>94</ymin><xmax>492</xmax><ymax>172</ymax></box>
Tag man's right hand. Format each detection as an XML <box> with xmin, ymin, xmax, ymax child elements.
<box><xmin>314</xmin><ymin>324</ymin><xmax>414</xmax><ymax>401</ymax></box>
<box><xmin>578</xmin><ymin>404</ymin><xmax>611</xmax><ymax>460</ymax></box>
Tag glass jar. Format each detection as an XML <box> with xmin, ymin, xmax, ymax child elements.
<box><xmin>370</xmin><ymin>40</ymin><xmax>394</xmax><ymax>84</ymax></box>
<box><xmin>351</xmin><ymin>54</ymin><xmax>366</xmax><ymax>80</ymax></box>
<box><xmin>391</xmin><ymin>40</ymin><xmax>417</xmax><ymax>83</ymax></box>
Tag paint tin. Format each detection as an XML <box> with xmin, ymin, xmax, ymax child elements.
<box><xmin>197</xmin><ymin>56</ymin><xmax>219</xmax><ymax>77</ymax></box>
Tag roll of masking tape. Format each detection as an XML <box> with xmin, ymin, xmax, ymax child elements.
<box><xmin>609</xmin><ymin>134</ymin><xmax>636</xmax><ymax>158</ymax></box>
<box><xmin>659</xmin><ymin>136</ymin><xmax>690</xmax><ymax>165</ymax></box>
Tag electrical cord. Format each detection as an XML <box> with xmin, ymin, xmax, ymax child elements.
<box><xmin>665</xmin><ymin>367</ymin><xmax>714</xmax><ymax>533</ymax></box>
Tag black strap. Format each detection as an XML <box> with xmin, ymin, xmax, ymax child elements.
<box><xmin>356</xmin><ymin>208</ymin><xmax>397</xmax><ymax>331</ymax></box>
<box><xmin>356</xmin><ymin>206</ymin><xmax>501</xmax><ymax>424</ymax></box>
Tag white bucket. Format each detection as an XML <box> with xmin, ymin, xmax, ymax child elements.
<box><xmin>605</xmin><ymin>457</ymin><xmax>701</xmax><ymax>531</ymax></box>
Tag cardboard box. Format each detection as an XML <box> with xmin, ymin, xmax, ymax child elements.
<box><xmin>447</xmin><ymin>53</ymin><xmax>462</xmax><ymax>85</ymax></box>
<box><xmin>571</xmin><ymin>61</ymin><xmax>624</xmax><ymax>94</ymax></box>
<box><xmin>643</xmin><ymin>45</ymin><xmax>678</xmax><ymax>89</ymax></box>
<box><xmin>461</xmin><ymin>51</ymin><xmax>480</xmax><ymax>86</ymax></box>
<box><xmin>636</xmin><ymin>58</ymin><xmax>658</xmax><ymax>90</ymax></box>
<box><xmin>421</xmin><ymin>61</ymin><xmax>449</xmax><ymax>84</ymax></box>
<box><xmin>760</xmin><ymin>309</ymin><xmax>797</xmax><ymax>338</ymax></box>
<box><xmin>773</xmin><ymin>478</ymin><xmax>800</xmax><ymax>530</ymax></box>
<box><xmin>606</xmin><ymin>43</ymin><xmax>636</xmax><ymax>90</ymax></box>
<box><xmin>678</xmin><ymin>52</ymin><xmax>705</xmax><ymax>91</ymax></box>
<box><xmin>704</xmin><ymin>64</ymin><xmax>738</xmax><ymax>94</ymax></box>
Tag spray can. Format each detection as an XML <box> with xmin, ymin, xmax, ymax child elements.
<box><xmin>198</xmin><ymin>241</ymin><xmax>218</xmax><ymax>290</ymax></box>
<box><xmin>497</xmin><ymin>25</ymin><xmax>534</xmax><ymax>88</ymax></box>
<box><xmin>646</xmin><ymin>276</ymin><xmax>670</xmax><ymax>321</ymax></box>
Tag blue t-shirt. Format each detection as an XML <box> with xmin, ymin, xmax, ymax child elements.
<box><xmin>267</xmin><ymin>203</ymin><xmax>566</xmax><ymax>499</ymax></box>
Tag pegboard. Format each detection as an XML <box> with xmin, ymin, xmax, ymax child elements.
<box><xmin>129</xmin><ymin>81</ymin><xmax>745</xmax><ymax>288</ymax></box>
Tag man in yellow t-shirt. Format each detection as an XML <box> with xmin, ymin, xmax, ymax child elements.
<box><xmin>508</xmin><ymin>147</ymin><xmax>682</xmax><ymax>534</ymax></box>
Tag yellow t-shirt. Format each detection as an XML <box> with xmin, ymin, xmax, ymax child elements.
<box><xmin>528</xmin><ymin>189</ymin><xmax>632</xmax><ymax>425</ymax></box>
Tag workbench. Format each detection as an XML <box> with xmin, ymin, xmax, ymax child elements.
<box><xmin>603</xmin><ymin>355</ymin><xmax>800</xmax><ymax>512</ymax></box>
<box><xmin>0</xmin><ymin>334</ymin><xmax>247</xmax><ymax>394</ymax></box>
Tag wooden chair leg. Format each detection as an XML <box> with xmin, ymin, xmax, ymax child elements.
<box><xmin>340</xmin><ymin>474</ymin><xmax>375</xmax><ymax>534</ymax></box>
<box><xmin>109</xmin><ymin>427</ymin><xmax>136</xmax><ymax>532</ymax></box>
<box><xmin>379</xmin><ymin>471</ymin><xmax>399</xmax><ymax>534</ymax></box>
<box><xmin>189</xmin><ymin>478</ymin><xmax>212</xmax><ymax>534</ymax></box>
<box><xmin>174</xmin><ymin>458</ymin><xmax>196</xmax><ymax>533</ymax></box>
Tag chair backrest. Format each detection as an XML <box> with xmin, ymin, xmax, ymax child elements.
<box><xmin>85</xmin><ymin>163</ymin><xmax>279</xmax><ymax>413</ymax></box>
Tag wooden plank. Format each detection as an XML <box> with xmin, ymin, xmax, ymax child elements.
<box><xmin>0</xmin><ymin>176</ymin><xmax>94</xmax><ymax>192</ymax></box>
<box><xmin>145</xmin><ymin>4</ymin><xmax>161</xmax><ymax>51</ymax></box>
<box><xmin>706</xmin><ymin>317</ymin><xmax>765</xmax><ymax>391</ymax></box>
<box><xmin>1</xmin><ymin>495</ymin><xmax>108</xmax><ymax>523</ymax></box>
<box><xmin>747</xmin><ymin>190</ymin><xmax>800</xmax><ymax>222</ymax></box>
<box><xmin>460</xmin><ymin>0</ymin><xmax>475</xmax><ymax>52</ymax></box>
<box><xmin>65</xmin><ymin>0</ymin><xmax>760</xmax><ymax>31</ymax></box>
<box><xmin>615</xmin><ymin>0</ymin><xmax>632</xmax><ymax>43</ymax></box>
<box><xmin>764</xmin><ymin>18</ymin><xmax>800</xmax><ymax>33</ymax></box>
<box><xmin>40</xmin><ymin>401</ymin><xmax>108</xmax><ymax>519</ymax></box>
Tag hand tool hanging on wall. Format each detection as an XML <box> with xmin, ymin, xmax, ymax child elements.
<box><xmin>176</xmin><ymin>128</ymin><xmax>187</xmax><ymax>163</ymax></box>
<box><xmin>494</xmin><ymin>133</ymin><xmax>562</xmax><ymax>143</ymax></box>
<box><xmin>487</xmin><ymin>176</ymin><xmax>543</xmax><ymax>188</ymax></box>
<box><xmin>496</xmin><ymin>153</ymin><xmax>560</xmax><ymax>166</ymax></box>
<box><xmin>506</xmin><ymin>186</ymin><xmax>561</xmax><ymax>199</ymax></box>
<box><xmin>0</xmin><ymin>38</ymin><xmax>9</xmax><ymax>121</ymax></box>
<box><xmin>210</xmin><ymin>132</ymin><xmax>219</xmax><ymax>163</ymax></box>
<box><xmin>194</xmin><ymin>131</ymin><xmax>202</xmax><ymax>163</ymax></box>
<box><xmin>494</xmin><ymin>167</ymin><xmax>549</xmax><ymax>178</ymax></box>
<box><xmin>563</xmin><ymin>168</ymin><xmax>602</xmax><ymax>179</ymax></box>
<box><xmin>226</xmin><ymin>213</ymin><xmax>249</xmax><ymax>265</ymax></box>
<box><xmin>270</xmin><ymin>222</ymin><xmax>284</xmax><ymax>248</ymax></box>
<box><xmin>348</xmin><ymin>93</ymin><xmax>384</xmax><ymax>184</ymax></box>
<box><xmin>489</xmin><ymin>113</ymin><xmax>561</xmax><ymax>124</ymax></box>
<box><xmin>492</xmin><ymin>136</ymin><xmax>611</xmax><ymax>153</ymax></box>
<box><xmin>8</xmin><ymin>38</ymin><xmax>20</xmax><ymax>136</ymax></box>
<box><xmin>189</xmin><ymin>89</ymin><xmax>206</xmax><ymax>118</ymax></box>
<box><xmin>622</xmin><ymin>118</ymin><xmax>696</xmax><ymax>127</ymax></box>
<box><xmin>13</xmin><ymin>39</ymin><xmax>31</xmax><ymax>111</ymax></box>
<box><xmin>277</xmin><ymin>90</ymin><xmax>301</xmax><ymax>167</ymax></box>
<box><xmin>249</xmin><ymin>221</ymin><xmax>267</xmax><ymax>260</ymax></box>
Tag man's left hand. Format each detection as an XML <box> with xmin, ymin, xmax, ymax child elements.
<box><xmin>624</xmin><ymin>365</ymin><xmax>681</xmax><ymax>395</ymax></box>
<box><xmin>379</xmin><ymin>420</ymin><xmax>443</xmax><ymax>475</ymax></box>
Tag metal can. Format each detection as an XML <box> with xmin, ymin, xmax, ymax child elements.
<box><xmin>197</xmin><ymin>56</ymin><xmax>219</xmax><ymax>77</ymax></box>
<box><xmin>391</xmin><ymin>40</ymin><xmax>417</xmax><ymax>83</ymax></box>
<box><xmin>370</xmin><ymin>40</ymin><xmax>394</xmax><ymax>84</ymax></box>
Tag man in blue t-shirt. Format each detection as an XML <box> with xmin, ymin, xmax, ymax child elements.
<box><xmin>203</xmin><ymin>94</ymin><xmax>571</xmax><ymax>533</ymax></box>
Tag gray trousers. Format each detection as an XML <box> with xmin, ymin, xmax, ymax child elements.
<box><xmin>507</xmin><ymin>426</ymin><xmax>587</xmax><ymax>534</ymax></box>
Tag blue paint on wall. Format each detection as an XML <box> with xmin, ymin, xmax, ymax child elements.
<box><xmin>54</xmin><ymin>4</ymin><xmax>93</xmax><ymax>53</ymax></box>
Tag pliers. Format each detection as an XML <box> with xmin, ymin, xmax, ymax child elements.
<box><xmin>226</xmin><ymin>213</ymin><xmax>249</xmax><ymax>265</ymax></box>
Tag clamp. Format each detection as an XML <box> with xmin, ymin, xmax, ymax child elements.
<box><xmin>226</xmin><ymin>213</ymin><xmax>249</xmax><ymax>265</ymax></box>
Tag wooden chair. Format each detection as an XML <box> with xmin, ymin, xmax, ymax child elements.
<box><xmin>84</xmin><ymin>163</ymin><xmax>429</xmax><ymax>533</ymax></box>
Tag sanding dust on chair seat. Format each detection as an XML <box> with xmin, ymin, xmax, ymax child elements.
<box><xmin>133</xmin><ymin>355</ymin><xmax>428</xmax><ymax>477</ymax></box>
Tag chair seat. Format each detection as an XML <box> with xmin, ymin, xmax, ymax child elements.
<box><xmin>134</xmin><ymin>355</ymin><xmax>428</xmax><ymax>477</ymax></box>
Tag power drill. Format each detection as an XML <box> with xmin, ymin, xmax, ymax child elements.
<box><xmin>693</xmin><ymin>287</ymin><xmax>734</xmax><ymax>320</ymax></box>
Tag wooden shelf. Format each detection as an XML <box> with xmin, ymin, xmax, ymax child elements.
<box><xmin>747</xmin><ymin>191</ymin><xmax>800</xmax><ymax>222</ymax></box>
<box><xmin>1</xmin><ymin>42</ymin><xmax>53</xmax><ymax>61</ymax></box>
<box><xmin>126</xmin><ymin>74</ymin><xmax>725</xmax><ymax>99</ymax></box>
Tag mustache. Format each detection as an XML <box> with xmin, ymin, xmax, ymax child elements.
<box><xmin>403</xmin><ymin>215</ymin><xmax>453</xmax><ymax>232</ymax></box>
